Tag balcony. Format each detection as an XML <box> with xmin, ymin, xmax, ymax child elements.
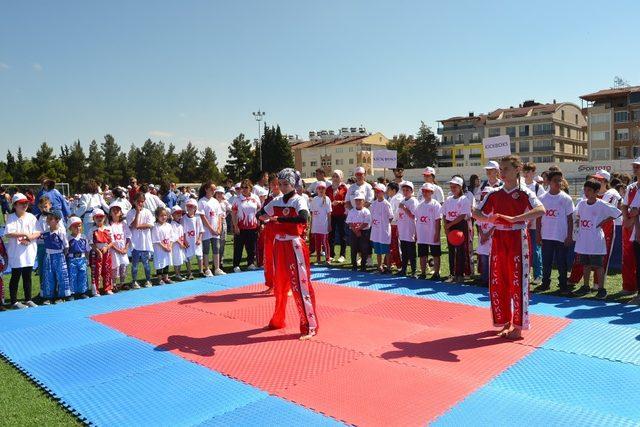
<box><xmin>437</xmin><ymin>124</ymin><xmax>476</xmax><ymax>134</ymax></box>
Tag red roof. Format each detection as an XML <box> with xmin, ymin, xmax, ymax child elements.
<box><xmin>439</xmin><ymin>114</ymin><xmax>487</xmax><ymax>124</ymax></box>
<box><xmin>487</xmin><ymin>103</ymin><xmax>560</xmax><ymax>120</ymax></box>
<box><xmin>580</xmin><ymin>86</ymin><xmax>640</xmax><ymax>102</ymax></box>
<box><xmin>291</xmin><ymin>134</ymin><xmax>370</xmax><ymax>150</ymax></box>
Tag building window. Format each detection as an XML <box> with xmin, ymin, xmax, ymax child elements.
<box><xmin>510</xmin><ymin>143</ymin><xmax>516</xmax><ymax>153</ymax></box>
<box><xmin>519</xmin><ymin>125</ymin><xmax>529</xmax><ymax>137</ymax></box>
<box><xmin>633</xmin><ymin>110</ymin><xmax>640</xmax><ymax>121</ymax></box>
<box><xmin>591</xmin><ymin>130</ymin><xmax>610</xmax><ymax>141</ymax></box>
<box><xmin>615</xmin><ymin>129</ymin><xmax>629</xmax><ymax>141</ymax></box>
<box><xmin>488</xmin><ymin>128</ymin><xmax>500</xmax><ymax>137</ymax></box>
<box><xmin>561</xmin><ymin>110</ymin><xmax>565</xmax><ymax>121</ymax></box>
<box><xmin>614</xmin><ymin>111</ymin><xmax>629</xmax><ymax>123</ymax></box>
<box><xmin>348</xmin><ymin>158</ymin><xmax>354</xmax><ymax>164</ymax></box>
<box><xmin>457</xmin><ymin>133</ymin><xmax>464</xmax><ymax>142</ymax></box>
<box><xmin>630</xmin><ymin>93</ymin><xmax>640</xmax><ymax>104</ymax></box>
<box><xmin>519</xmin><ymin>140</ymin><xmax>530</xmax><ymax>152</ymax></box>
<box><xmin>302</xmin><ymin>161</ymin><xmax>306</xmax><ymax>167</ymax></box>
<box><xmin>469</xmin><ymin>161</ymin><xmax>481</xmax><ymax>166</ymax></box>
<box><xmin>615</xmin><ymin>147</ymin><xmax>630</xmax><ymax>159</ymax></box>
<box><xmin>348</xmin><ymin>147</ymin><xmax>354</xmax><ymax>152</ymax></box>
<box><xmin>506</xmin><ymin>126</ymin><xmax>516</xmax><ymax>137</ymax></box>
<box><xmin>590</xmin><ymin>113</ymin><xmax>610</xmax><ymax>124</ymax></box>
<box><xmin>533</xmin><ymin>123</ymin><xmax>554</xmax><ymax>136</ymax></box>
<box><xmin>336</xmin><ymin>148</ymin><xmax>343</xmax><ymax>153</ymax></box>
<box><xmin>591</xmin><ymin>148</ymin><xmax>610</xmax><ymax>161</ymax></box>
<box><xmin>472</xmin><ymin>132</ymin><xmax>480</xmax><ymax>140</ymax></box>
<box><xmin>532</xmin><ymin>140</ymin><xmax>554</xmax><ymax>151</ymax></box>
<box><xmin>575</xmin><ymin>114</ymin><xmax>579</xmax><ymax>124</ymax></box>
<box><xmin>532</xmin><ymin>156</ymin><xmax>553</xmax><ymax>163</ymax></box>
<box><xmin>310</xmin><ymin>161</ymin><xmax>317</xmax><ymax>167</ymax></box>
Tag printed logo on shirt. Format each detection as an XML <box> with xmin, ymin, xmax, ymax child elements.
<box><xmin>447</xmin><ymin>211</ymin><xmax>458</xmax><ymax>220</ymax></box>
<box><xmin>187</xmin><ymin>230</ymin><xmax>196</xmax><ymax>237</ymax></box>
<box><xmin>419</xmin><ymin>216</ymin><xmax>430</xmax><ymax>223</ymax></box>
<box><xmin>113</xmin><ymin>233</ymin><xmax>124</xmax><ymax>241</ymax></box>
<box><xmin>580</xmin><ymin>219</ymin><xmax>593</xmax><ymax>229</ymax></box>
<box><xmin>545</xmin><ymin>209</ymin><xmax>558</xmax><ymax>217</ymax></box>
<box><xmin>372</xmin><ymin>218</ymin><xmax>380</xmax><ymax>226</ymax></box>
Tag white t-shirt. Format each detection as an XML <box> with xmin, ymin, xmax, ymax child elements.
<box><xmin>310</xmin><ymin>196</ymin><xmax>332</xmax><ymax>234</ymax></box>
<box><xmin>476</xmin><ymin>219</ymin><xmax>494</xmax><ymax>256</ymax></box>
<box><xmin>526</xmin><ymin>181</ymin><xmax>546</xmax><ymax>229</ymax></box>
<box><xmin>395</xmin><ymin>197</ymin><xmax>419</xmax><ymax>242</ymax></box>
<box><xmin>199</xmin><ymin>196</ymin><xmax>224</xmax><ymax>239</ymax></box>
<box><xmin>152</xmin><ymin>222</ymin><xmax>173</xmax><ymax>269</ymax></box>
<box><xmin>346</xmin><ymin>182</ymin><xmax>374</xmax><ymax>207</ymax></box>
<box><xmin>442</xmin><ymin>195</ymin><xmax>472</xmax><ymax>222</ymax></box>
<box><xmin>109</xmin><ymin>221</ymin><xmax>131</xmax><ymax>268</ymax></box>
<box><xmin>628</xmin><ymin>190</ymin><xmax>640</xmax><ymax>241</ymax></box>
<box><xmin>170</xmin><ymin>221</ymin><xmax>186</xmax><ymax>266</ymax></box>
<box><xmin>5</xmin><ymin>212</ymin><xmax>38</xmax><ymax>268</ymax></box>
<box><xmin>600</xmin><ymin>188</ymin><xmax>623</xmax><ymax>226</ymax></box>
<box><xmin>182</xmin><ymin>214</ymin><xmax>204</xmax><ymax>258</ymax></box>
<box><xmin>370</xmin><ymin>199</ymin><xmax>393</xmax><ymax>244</ymax></box>
<box><xmin>308</xmin><ymin>179</ymin><xmax>329</xmax><ymax>195</ymax></box>
<box><xmin>231</xmin><ymin>194</ymin><xmax>261</xmax><ymax>231</ymax></box>
<box><xmin>389</xmin><ymin>193</ymin><xmax>403</xmax><ymax>225</ymax></box>
<box><xmin>143</xmin><ymin>192</ymin><xmax>165</xmax><ymax>213</ymax></box>
<box><xmin>539</xmin><ymin>191</ymin><xmax>574</xmax><ymax>242</ymax></box>
<box><xmin>574</xmin><ymin>199</ymin><xmax>621</xmax><ymax>255</ymax></box>
<box><xmin>125</xmin><ymin>208</ymin><xmax>155</xmax><ymax>251</ymax></box>
<box><xmin>346</xmin><ymin>207</ymin><xmax>372</xmax><ymax>231</ymax></box>
<box><xmin>415</xmin><ymin>199</ymin><xmax>442</xmax><ymax>245</ymax></box>
<box><xmin>252</xmin><ymin>184</ymin><xmax>267</xmax><ymax>198</ymax></box>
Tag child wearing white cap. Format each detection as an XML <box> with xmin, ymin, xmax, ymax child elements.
<box><xmin>88</xmin><ymin>208</ymin><xmax>114</xmax><ymax>295</ymax></box>
<box><xmin>310</xmin><ymin>180</ymin><xmax>332</xmax><ymax>264</ymax></box>
<box><xmin>182</xmin><ymin>198</ymin><xmax>204</xmax><ymax>279</ymax></box>
<box><xmin>67</xmin><ymin>216</ymin><xmax>91</xmax><ymax>298</ymax></box>
<box><xmin>126</xmin><ymin>192</ymin><xmax>155</xmax><ymax>288</ymax></box>
<box><xmin>442</xmin><ymin>176</ymin><xmax>473</xmax><ymax>282</ymax></box>
<box><xmin>170</xmin><ymin>205</ymin><xmax>187</xmax><ymax>280</ymax></box>
<box><xmin>345</xmin><ymin>166</ymin><xmax>374</xmax><ymax>210</ymax></box>
<box><xmin>152</xmin><ymin>207</ymin><xmax>174</xmax><ymax>284</ymax></box>
<box><xmin>370</xmin><ymin>183</ymin><xmax>394</xmax><ymax>273</ymax></box>
<box><xmin>108</xmin><ymin>202</ymin><xmax>131</xmax><ymax>291</ymax></box>
<box><xmin>396</xmin><ymin>182</ymin><xmax>419</xmax><ymax>276</ymax></box>
<box><xmin>415</xmin><ymin>183</ymin><xmax>442</xmax><ymax>280</ymax></box>
<box><xmin>346</xmin><ymin>191</ymin><xmax>372</xmax><ymax>271</ymax></box>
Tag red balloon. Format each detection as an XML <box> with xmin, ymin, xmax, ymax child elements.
<box><xmin>447</xmin><ymin>230</ymin><xmax>465</xmax><ymax>246</ymax></box>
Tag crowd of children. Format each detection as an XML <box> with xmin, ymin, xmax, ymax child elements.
<box><xmin>1</xmin><ymin>155</ymin><xmax>640</xmax><ymax>310</ymax></box>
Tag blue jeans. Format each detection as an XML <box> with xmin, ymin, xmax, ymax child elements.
<box><xmin>131</xmin><ymin>250</ymin><xmax>151</xmax><ymax>282</ymax></box>
<box><xmin>479</xmin><ymin>254</ymin><xmax>489</xmax><ymax>286</ymax></box>
<box><xmin>67</xmin><ymin>256</ymin><xmax>89</xmax><ymax>295</ymax></box>
<box><xmin>542</xmin><ymin>239</ymin><xmax>568</xmax><ymax>290</ymax></box>
<box><xmin>529</xmin><ymin>229</ymin><xmax>542</xmax><ymax>280</ymax></box>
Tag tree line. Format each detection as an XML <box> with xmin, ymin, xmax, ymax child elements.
<box><xmin>0</xmin><ymin>124</ymin><xmax>295</xmax><ymax>193</ymax></box>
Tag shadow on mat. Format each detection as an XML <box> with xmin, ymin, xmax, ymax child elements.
<box><xmin>178</xmin><ymin>291</ymin><xmax>271</xmax><ymax>306</ymax></box>
<box><xmin>379</xmin><ymin>331</ymin><xmax>513</xmax><ymax>362</ymax></box>
<box><xmin>153</xmin><ymin>328</ymin><xmax>298</xmax><ymax>357</ymax></box>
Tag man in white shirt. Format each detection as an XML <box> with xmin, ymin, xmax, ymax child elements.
<box><xmin>481</xmin><ymin>160</ymin><xmax>503</xmax><ymax>190</ymax></box>
<box><xmin>141</xmin><ymin>184</ymin><xmax>166</xmax><ymax>213</ymax></box>
<box><xmin>622</xmin><ymin>157</ymin><xmax>640</xmax><ymax>296</ymax></box>
<box><xmin>419</xmin><ymin>167</ymin><xmax>445</xmax><ymax>203</ymax></box>
<box><xmin>537</xmin><ymin>170</ymin><xmax>574</xmax><ymax>294</ymax></box>
<box><xmin>345</xmin><ymin>166</ymin><xmax>374</xmax><ymax>209</ymax></box>
<box><xmin>252</xmin><ymin>171</ymin><xmax>269</xmax><ymax>198</ymax></box>
<box><xmin>307</xmin><ymin>168</ymin><xmax>329</xmax><ymax>196</ymax></box>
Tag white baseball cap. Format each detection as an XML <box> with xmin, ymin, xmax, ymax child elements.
<box><xmin>632</xmin><ymin>157</ymin><xmax>640</xmax><ymax>165</ymax></box>
<box><xmin>421</xmin><ymin>183</ymin><xmax>435</xmax><ymax>192</ymax></box>
<box><xmin>484</xmin><ymin>160</ymin><xmax>500</xmax><ymax>170</ymax></box>
<box><xmin>109</xmin><ymin>201</ymin><xmax>125</xmax><ymax>211</ymax></box>
<box><xmin>594</xmin><ymin>169</ymin><xmax>611</xmax><ymax>181</ymax></box>
<box><xmin>68</xmin><ymin>216</ymin><xmax>82</xmax><ymax>227</ymax></box>
<box><xmin>422</xmin><ymin>166</ymin><xmax>436</xmax><ymax>176</ymax></box>
<box><xmin>185</xmin><ymin>198</ymin><xmax>197</xmax><ymax>207</ymax></box>
<box><xmin>234</xmin><ymin>182</ymin><xmax>242</xmax><ymax>189</ymax></box>
<box><xmin>316</xmin><ymin>180</ymin><xmax>327</xmax><ymax>189</ymax></box>
<box><xmin>171</xmin><ymin>205</ymin><xmax>183</xmax><ymax>214</ymax></box>
<box><xmin>354</xmin><ymin>166</ymin><xmax>366</xmax><ymax>175</ymax></box>
<box><xmin>92</xmin><ymin>208</ymin><xmax>106</xmax><ymax>218</ymax></box>
<box><xmin>534</xmin><ymin>175</ymin><xmax>544</xmax><ymax>184</ymax></box>
<box><xmin>214</xmin><ymin>187</ymin><xmax>225</xmax><ymax>194</ymax></box>
<box><xmin>401</xmin><ymin>181</ymin><xmax>414</xmax><ymax>191</ymax></box>
<box><xmin>11</xmin><ymin>192</ymin><xmax>28</xmax><ymax>204</ymax></box>
<box><xmin>353</xmin><ymin>191</ymin><xmax>366</xmax><ymax>200</ymax></box>
<box><xmin>374</xmin><ymin>183</ymin><xmax>386</xmax><ymax>192</ymax></box>
<box><xmin>449</xmin><ymin>177</ymin><xmax>464</xmax><ymax>187</ymax></box>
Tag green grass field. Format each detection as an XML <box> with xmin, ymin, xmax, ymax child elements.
<box><xmin>0</xmin><ymin>236</ymin><xmax>629</xmax><ymax>426</ymax></box>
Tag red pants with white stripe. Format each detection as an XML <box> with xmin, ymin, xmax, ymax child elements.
<box><xmin>312</xmin><ymin>233</ymin><xmax>330</xmax><ymax>263</ymax></box>
<box><xmin>489</xmin><ymin>229</ymin><xmax>530</xmax><ymax>330</ymax></box>
<box><xmin>268</xmin><ymin>235</ymin><xmax>318</xmax><ymax>335</ymax></box>
<box><xmin>90</xmin><ymin>250</ymin><xmax>113</xmax><ymax>294</ymax></box>
<box><xmin>622</xmin><ymin>226</ymin><xmax>637</xmax><ymax>292</ymax></box>
<box><xmin>569</xmin><ymin>221</ymin><xmax>614</xmax><ymax>284</ymax></box>
<box><xmin>389</xmin><ymin>225</ymin><xmax>402</xmax><ymax>269</ymax></box>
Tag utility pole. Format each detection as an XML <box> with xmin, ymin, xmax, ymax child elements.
<box><xmin>252</xmin><ymin>110</ymin><xmax>266</xmax><ymax>171</ymax></box>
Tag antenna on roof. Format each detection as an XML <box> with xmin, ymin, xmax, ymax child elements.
<box><xmin>613</xmin><ymin>76</ymin><xmax>630</xmax><ymax>89</ymax></box>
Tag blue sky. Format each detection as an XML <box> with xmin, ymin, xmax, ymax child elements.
<box><xmin>1</xmin><ymin>0</ymin><xmax>639</xmax><ymax>161</ymax></box>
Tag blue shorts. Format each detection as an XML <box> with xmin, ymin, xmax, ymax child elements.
<box><xmin>372</xmin><ymin>242</ymin><xmax>390</xmax><ymax>254</ymax></box>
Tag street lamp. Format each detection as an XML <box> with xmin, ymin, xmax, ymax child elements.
<box><xmin>252</xmin><ymin>110</ymin><xmax>266</xmax><ymax>170</ymax></box>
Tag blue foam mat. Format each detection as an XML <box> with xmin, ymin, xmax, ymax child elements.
<box><xmin>197</xmin><ymin>395</ymin><xmax>344</xmax><ymax>426</ymax></box>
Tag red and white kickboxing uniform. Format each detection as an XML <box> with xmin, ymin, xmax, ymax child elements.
<box><xmin>478</xmin><ymin>186</ymin><xmax>542</xmax><ymax>330</ymax></box>
<box><xmin>569</xmin><ymin>189</ymin><xmax>621</xmax><ymax>284</ymax></box>
<box><xmin>264</xmin><ymin>193</ymin><xmax>318</xmax><ymax>336</ymax></box>
<box><xmin>622</xmin><ymin>182</ymin><xmax>638</xmax><ymax>292</ymax></box>
<box><xmin>89</xmin><ymin>226</ymin><xmax>113</xmax><ymax>294</ymax></box>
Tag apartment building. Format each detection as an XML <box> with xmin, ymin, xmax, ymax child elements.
<box><xmin>437</xmin><ymin>113</ymin><xmax>487</xmax><ymax>167</ymax></box>
<box><xmin>580</xmin><ymin>86</ymin><xmax>640</xmax><ymax>160</ymax></box>
<box><xmin>291</xmin><ymin>131</ymin><xmax>388</xmax><ymax>178</ymax></box>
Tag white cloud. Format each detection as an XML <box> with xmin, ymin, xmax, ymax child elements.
<box><xmin>32</xmin><ymin>63</ymin><xmax>43</xmax><ymax>72</ymax></box>
<box><xmin>0</xmin><ymin>62</ymin><xmax>8</xmax><ymax>71</ymax></box>
<box><xmin>149</xmin><ymin>130</ymin><xmax>174</xmax><ymax>138</ymax></box>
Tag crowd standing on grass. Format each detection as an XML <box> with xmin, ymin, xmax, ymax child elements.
<box><xmin>1</xmin><ymin>155</ymin><xmax>640</xmax><ymax>311</ymax></box>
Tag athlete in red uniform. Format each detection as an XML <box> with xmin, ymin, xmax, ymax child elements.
<box><xmin>473</xmin><ymin>155</ymin><xmax>545</xmax><ymax>340</ymax></box>
<box><xmin>259</xmin><ymin>168</ymin><xmax>318</xmax><ymax>340</ymax></box>
<box><xmin>622</xmin><ymin>158</ymin><xmax>640</xmax><ymax>293</ymax></box>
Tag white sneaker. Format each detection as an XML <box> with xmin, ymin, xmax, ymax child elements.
<box><xmin>214</xmin><ymin>269</ymin><xmax>226</xmax><ymax>276</ymax></box>
<box><xmin>105</xmin><ymin>290</ymin><xmax>114</xmax><ymax>295</ymax></box>
<box><xmin>204</xmin><ymin>269</ymin><xmax>214</xmax><ymax>277</ymax></box>
<box><xmin>25</xmin><ymin>300</ymin><xmax>38</xmax><ymax>308</ymax></box>
<box><xmin>12</xmin><ymin>302</ymin><xmax>28</xmax><ymax>309</ymax></box>
<box><xmin>131</xmin><ymin>282</ymin><xmax>141</xmax><ymax>289</ymax></box>
<box><xmin>247</xmin><ymin>264</ymin><xmax>257</xmax><ymax>271</ymax></box>
<box><xmin>144</xmin><ymin>281</ymin><xmax>153</xmax><ymax>288</ymax></box>
<box><xmin>233</xmin><ymin>266</ymin><xmax>241</xmax><ymax>273</ymax></box>
<box><xmin>337</xmin><ymin>256</ymin><xmax>345</xmax><ymax>263</ymax></box>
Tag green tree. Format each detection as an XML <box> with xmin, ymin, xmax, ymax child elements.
<box><xmin>135</xmin><ymin>139</ymin><xmax>168</xmax><ymax>184</ymax></box>
<box><xmin>87</xmin><ymin>139</ymin><xmax>106</xmax><ymax>184</ymax></box>
<box><xmin>101</xmin><ymin>134</ymin><xmax>127</xmax><ymax>186</ymax></box>
<box><xmin>6</xmin><ymin>150</ymin><xmax>16</xmax><ymax>182</ymax></box>
<box><xmin>410</xmin><ymin>121</ymin><xmax>438</xmax><ymax>168</ymax></box>
<box><xmin>61</xmin><ymin>140</ymin><xmax>87</xmax><ymax>193</ymax></box>
<box><xmin>32</xmin><ymin>142</ymin><xmax>66</xmax><ymax>182</ymax></box>
<box><xmin>0</xmin><ymin>161</ymin><xmax>11</xmax><ymax>183</ymax></box>
<box><xmin>177</xmin><ymin>142</ymin><xmax>201</xmax><ymax>183</ymax></box>
<box><xmin>224</xmin><ymin>133</ymin><xmax>253</xmax><ymax>182</ymax></box>
<box><xmin>387</xmin><ymin>134</ymin><xmax>415</xmax><ymax>169</ymax></box>
<box><xmin>260</xmin><ymin>125</ymin><xmax>294</xmax><ymax>174</ymax></box>
<box><xmin>162</xmin><ymin>143</ymin><xmax>179</xmax><ymax>183</ymax></box>
<box><xmin>13</xmin><ymin>147</ymin><xmax>34</xmax><ymax>183</ymax></box>
<box><xmin>197</xmin><ymin>147</ymin><xmax>223</xmax><ymax>183</ymax></box>
<box><xmin>126</xmin><ymin>144</ymin><xmax>140</xmax><ymax>180</ymax></box>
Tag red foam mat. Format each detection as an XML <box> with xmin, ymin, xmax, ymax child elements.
<box><xmin>95</xmin><ymin>281</ymin><xmax>570</xmax><ymax>425</ymax></box>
